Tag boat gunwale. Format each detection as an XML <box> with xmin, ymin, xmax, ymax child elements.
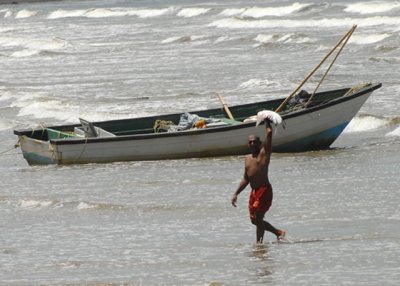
<box><xmin>14</xmin><ymin>83</ymin><xmax>381</xmax><ymax>145</ymax></box>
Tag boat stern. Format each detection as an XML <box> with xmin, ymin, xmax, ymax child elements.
<box><xmin>18</xmin><ymin>135</ymin><xmax>57</xmax><ymax>165</ymax></box>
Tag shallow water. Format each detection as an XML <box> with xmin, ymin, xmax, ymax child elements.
<box><xmin>1</xmin><ymin>139</ymin><xmax>399</xmax><ymax>285</ymax></box>
<box><xmin>0</xmin><ymin>0</ymin><xmax>399</xmax><ymax>285</ymax></box>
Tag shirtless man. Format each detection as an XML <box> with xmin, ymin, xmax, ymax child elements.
<box><xmin>231</xmin><ymin>119</ymin><xmax>285</xmax><ymax>243</ymax></box>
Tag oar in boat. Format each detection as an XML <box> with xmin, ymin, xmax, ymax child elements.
<box><xmin>215</xmin><ymin>92</ymin><xmax>235</xmax><ymax>120</ymax></box>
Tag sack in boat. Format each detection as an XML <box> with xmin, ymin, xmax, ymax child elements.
<box><xmin>155</xmin><ymin>113</ymin><xmax>207</xmax><ymax>133</ymax></box>
<box><xmin>168</xmin><ymin>113</ymin><xmax>220</xmax><ymax>132</ymax></box>
<box><xmin>194</xmin><ymin>119</ymin><xmax>207</xmax><ymax>128</ymax></box>
<box><xmin>287</xmin><ymin>89</ymin><xmax>317</xmax><ymax>109</ymax></box>
<box><xmin>153</xmin><ymin>120</ymin><xmax>175</xmax><ymax>133</ymax></box>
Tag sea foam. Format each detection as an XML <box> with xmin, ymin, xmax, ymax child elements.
<box><xmin>0</xmin><ymin>37</ymin><xmax>68</xmax><ymax>58</ymax></box>
<box><xmin>238</xmin><ymin>78</ymin><xmax>278</xmax><ymax>90</ymax></box>
<box><xmin>344</xmin><ymin>2</ymin><xmax>400</xmax><ymax>14</ymax></box>
<box><xmin>18</xmin><ymin>199</ymin><xmax>55</xmax><ymax>209</ymax></box>
<box><xmin>125</xmin><ymin>7</ymin><xmax>173</xmax><ymax>18</ymax></box>
<box><xmin>83</xmin><ymin>8</ymin><xmax>126</xmax><ymax>18</ymax></box>
<box><xmin>48</xmin><ymin>7</ymin><xmax>172</xmax><ymax>19</ymax></box>
<box><xmin>0</xmin><ymin>37</ymin><xmax>67</xmax><ymax>50</ymax></box>
<box><xmin>386</xmin><ymin>126</ymin><xmax>400</xmax><ymax>137</ymax></box>
<box><xmin>0</xmin><ymin>121</ymin><xmax>11</xmax><ymax>131</ymax></box>
<box><xmin>219</xmin><ymin>3</ymin><xmax>312</xmax><ymax>18</ymax></box>
<box><xmin>219</xmin><ymin>8</ymin><xmax>246</xmax><ymax>17</ymax></box>
<box><xmin>209</xmin><ymin>16</ymin><xmax>400</xmax><ymax>29</ymax></box>
<box><xmin>11</xmin><ymin>49</ymin><xmax>41</xmax><ymax>58</ymax></box>
<box><xmin>162</xmin><ymin>35</ymin><xmax>206</xmax><ymax>44</ymax></box>
<box><xmin>349</xmin><ymin>33</ymin><xmax>390</xmax><ymax>45</ymax></box>
<box><xmin>241</xmin><ymin>3</ymin><xmax>312</xmax><ymax>18</ymax></box>
<box><xmin>15</xmin><ymin>9</ymin><xmax>37</xmax><ymax>19</ymax></box>
<box><xmin>254</xmin><ymin>34</ymin><xmax>275</xmax><ymax>43</ymax></box>
<box><xmin>0</xmin><ymin>8</ymin><xmax>12</xmax><ymax>18</ymax></box>
<box><xmin>162</xmin><ymin>36</ymin><xmax>186</xmax><ymax>44</ymax></box>
<box><xmin>76</xmin><ymin>201</ymin><xmax>124</xmax><ymax>210</ymax></box>
<box><xmin>76</xmin><ymin>202</ymin><xmax>97</xmax><ymax>210</ymax></box>
<box><xmin>255</xmin><ymin>33</ymin><xmax>316</xmax><ymax>47</ymax></box>
<box><xmin>343</xmin><ymin>115</ymin><xmax>392</xmax><ymax>133</ymax></box>
<box><xmin>11</xmin><ymin>91</ymin><xmax>82</xmax><ymax>123</ymax></box>
<box><xmin>13</xmin><ymin>92</ymin><xmax>140</xmax><ymax>123</ymax></box>
<box><xmin>47</xmin><ymin>9</ymin><xmax>87</xmax><ymax>19</ymax></box>
<box><xmin>177</xmin><ymin>8</ymin><xmax>210</xmax><ymax>18</ymax></box>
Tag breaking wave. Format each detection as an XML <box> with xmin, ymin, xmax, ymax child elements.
<box><xmin>10</xmin><ymin>90</ymin><xmax>142</xmax><ymax>123</ymax></box>
<box><xmin>0</xmin><ymin>37</ymin><xmax>67</xmax><ymax>49</ymax></box>
<box><xmin>254</xmin><ymin>33</ymin><xmax>316</xmax><ymax>46</ymax></box>
<box><xmin>237</xmin><ymin>78</ymin><xmax>279</xmax><ymax>90</ymax></box>
<box><xmin>241</xmin><ymin>3</ymin><xmax>313</xmax><ymax>18</ymax></box>
<box><xmin>47</xmin><ymin>9</ymin><xmax>86</xmax><ymax>19</ymax></box>
<box><xmin>349</xmin><ymin>33</ymin><xmax>391</xmax><ymax>45</ymax></box>
<box><xmin>209</xmin><ymin>16</ymin><xmax>400</xmax><ymax>29</ymax></box>
<box><xmin>254</xmin><ymin>34</ymin><xmax>275</xmax><ymax>44</ymax></box>
<box><xmin>11</xmin><ymin>49</ymin><xmax>66</xmax><ymax>58</ymax></box>
<box><xmin>0</xmin><ymin>37</ymin><xmax>68</xmax><ymax>57</ymax></box>
<box><xmin>47</xmin><ymin>7</ymin><xmax>173</xmax><ymax>19</ymax></box>
<box><xmin>386</xmin><ymin>126</ymin><xmax>400</xmax><ymax>137</ymax></box>
<box><xmin>15</xmin><ymin>9</ymin><xmax>37</xmax><ymax>19</ymax></box>
<box><xmin>0</xmin><ymin>8</ymin><xmax>12</xmax><ymax>18</ymax></box>
<box><xmin>344</xmin><ymin>2</ymin><xmax>400</xmax><ymax>14</ymax></box>
<box><xmin>177</xmin><ymin>8</ymin><xmax>210</xmax><ymax>18</ymax></box>
<box><xmin>343</xmin><ymin>114</ymin><xmax>397</xmax><ymax>133</ymax></box>
<box><xmin>15</xmin><ymin>99</ymin><xmax>77</xmax><ymax>121</ymax></box>
<box><xmin>76</xmin><ymin>201</ymin><xmax>125</xmax><ymax>211</ymax></box>
<box><xmin>0</xmin><ymin>120</ymin><xmax>11</xmax><ymax>131</ymax></box>
<box><xmin>13</xmin><ymin>97</ymin><xmax>129</xmax><ymax>123</ymax></box>
<box><xmin>11</xmin><ymin>49</ymin><xmax>41</xmax><ymax>58</ymax></box>
<box><xmin>15</xmin><ymin>199</ymin><xmax>125</xmax><ymax>211</ymax></box>
<box><xmin>219</xmin><ymin>8</ymin><xmax>246</xmax><ymax>17</ymax></box>
<box><xmin>18</xmin><ymin>199</ymin><xmax>56</xmax><ymax>209</ymax></box>
<box><xmin>162</xmin><ymin>35</ymin><xmax>207</xmax><ymax>44</ymax></box>
<box><xmin>220</xmin><ymin>3</ymin><xmax>313</xmax><ymax>18</ymax></box>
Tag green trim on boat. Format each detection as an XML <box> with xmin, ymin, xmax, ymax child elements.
<box><xmin>46</xmin><ymin>128</ymin><xmax>78</xmax><ymax>140</ymax></box>
<box><xmin>218</xmin><ymin>118</ymin><xmax>243</xmax><ymax>125</ymax></box>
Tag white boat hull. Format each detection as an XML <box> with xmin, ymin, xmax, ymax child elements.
<box><xmin>18</xmin><ymin>88</ymin><xmax>374</xmax><ymax>165</ymax></box>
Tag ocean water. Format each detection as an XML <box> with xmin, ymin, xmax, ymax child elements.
<box><xmin>0</xmin><ymin>0</ymin><xmax>399</xmax><ymax>285</ymax></box>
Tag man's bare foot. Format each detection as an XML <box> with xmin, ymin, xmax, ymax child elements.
<box><xmin>277</xmin><ymin>229</ymin><xmax>286</xmax><ymax>241</ymax></box>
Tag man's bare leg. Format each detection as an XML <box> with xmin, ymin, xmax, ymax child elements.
<box><xmin>253</xmin><ymin>212</ymin><xmax>265</xmax><ymax>243</ymax></box>
<box><xmin>256</xmin><ymin>223</ymin><xmax>264</xmax><ymax>243</ymax></box>
<box><xmin>264</xmin><ymin>221</ymin><xmax>286</xmax><ymax>241</ymax></box>
<box><xmin>253</xmin><ymin>212</ymin><xmax>286</xmax><ymax>242</ymax></box>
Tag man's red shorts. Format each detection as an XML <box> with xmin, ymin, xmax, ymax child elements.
<box><xmin>249</xmin><ymin>184</ymin><xmax>273</xmax><ymax>220</ymax></box>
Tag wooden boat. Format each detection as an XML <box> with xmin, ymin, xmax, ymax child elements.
<box><xmin>13</xmin><ymin>83</ymin><xmax>381</xmax><ymax>165</ymax></box>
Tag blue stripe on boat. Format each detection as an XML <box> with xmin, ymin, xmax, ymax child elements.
<box><xmin>273</xmin><ymin>122</ymin><xmax>349</xmax><ymax>152</ymax></box>
<box><xmin>22</xmin><ymin>152</ymin><xmax>55</xmax><ymax>165</ymax></box>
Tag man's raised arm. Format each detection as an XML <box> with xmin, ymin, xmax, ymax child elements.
<box><xmin>260</xmin><ymin>120</ymin><xmax>273</xmax><ymax>164</ymax></box>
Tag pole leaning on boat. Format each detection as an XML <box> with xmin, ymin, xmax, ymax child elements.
<box><xmin>275</xmin><ymin>25</ymin><xmax>357</xmax><ymax>113</ymax></box>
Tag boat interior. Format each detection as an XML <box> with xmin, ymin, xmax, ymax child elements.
<box><xmin>14</xmin><ymin>86</ymin><xmax>361</xmax><ymax>141</ymax></box>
